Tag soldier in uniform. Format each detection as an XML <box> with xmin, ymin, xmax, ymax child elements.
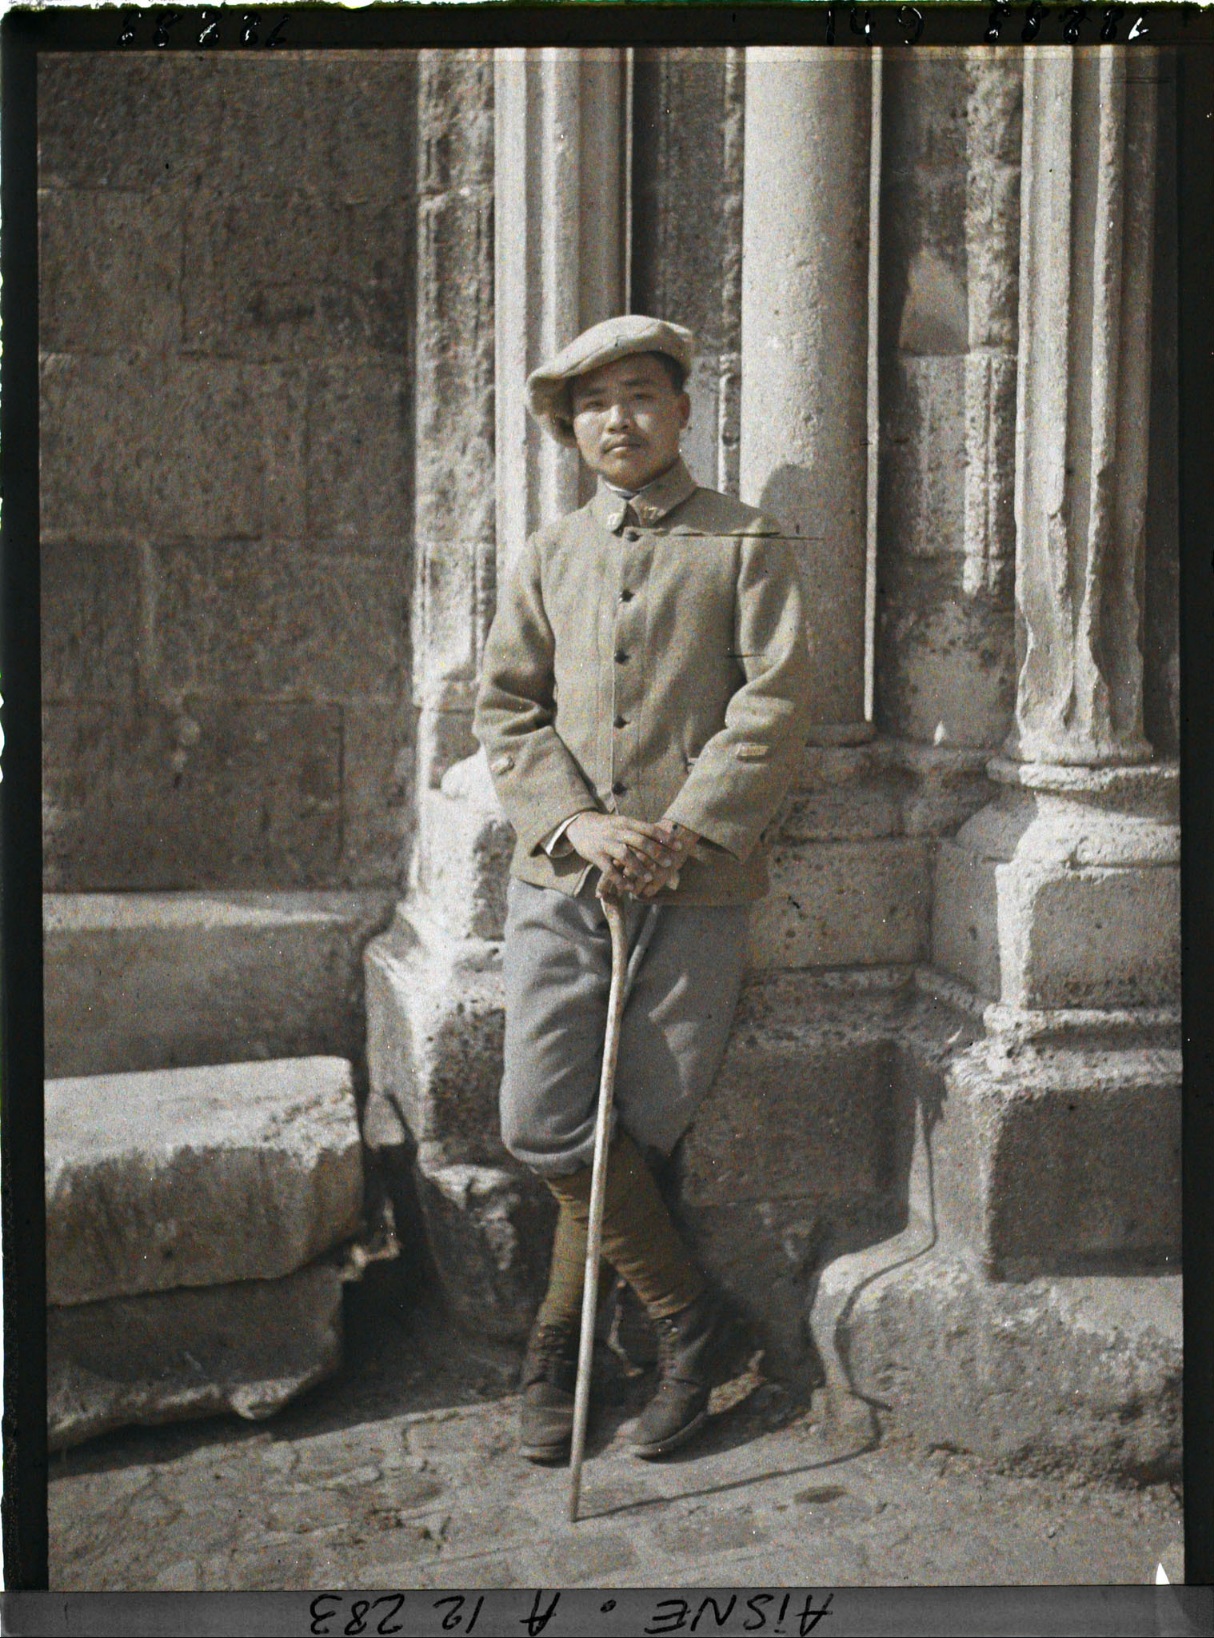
<box><xmin>473</xmin><ymin>314</ymin><xmax>811</xmax><ymax>1463</ymax></box>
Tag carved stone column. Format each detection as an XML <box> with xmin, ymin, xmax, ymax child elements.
<box><xmin>630</xmin><ymin>47</ymin><xmax>746</xmax><ymax>497</ymax></box>
<box><xmin>740</xmin><ymin>46</ymin><xmax>874</xmax><ymax>743</ymax></box>
<box><xmin>1009</xmin><ymin>48</ymin><xmax>1156</xmax><ymax>770</ymax></box>
<box><xmin>875</xmin><ymin>49</ymin><xmax>1021</xmax><ymax>754</ymax></box>
<box><xmin>494</xmin><ymin>46</ymin><xmax>629</xmax><ymax>563</ymax></box>
<box><xmin>739</xmin><ymin>51</ymin><xmax>934</xmax><ymax>1016</ymax></box>
<box><xmin>930</xmin><ymin>45</ymin><xmax>1179</xmax><ymax>1276</ymax></box>
<box><xmin>411</xmin><ymin>51</ymin><xmax>497</xmax><ymax>794</ymax></box>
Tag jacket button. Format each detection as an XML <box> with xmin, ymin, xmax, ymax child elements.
<box><xmin>613</xmin><ymin>715</ymin><xmax>628</xmax><ymax>729</ymax></box>
<box><xmin>619</xmin><ymin>588</ymin><xmax>634</xmax><ymax>602</ymax></box>
<box><xmin>612</xmin><ymin>781</ymin><xmax>628</xmax><ymax>796</ymax></box>
<box><xmin>614</xmin><ymin>649</ymin><xmax>629</xmax><ymax>664</ymax></box>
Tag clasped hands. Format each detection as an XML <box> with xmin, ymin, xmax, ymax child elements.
<box><xmin>565</xmin><ymin>812</ymin><xmax>699</xmax><ymax>901</ymax></box>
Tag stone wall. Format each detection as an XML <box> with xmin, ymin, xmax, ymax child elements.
<box><xmin>39</xmin><ymin>52</ymin><xmax>418</xmax><ymax>891</ymax></box>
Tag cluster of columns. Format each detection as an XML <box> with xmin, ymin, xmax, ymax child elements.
<box><xmin>490</xmin><ymin>46</ymin><xmax>885</xmax><ymax>742</ymax></box>
<box><xmin>935</xmin><ymin>47</ymin><xmax>1176</xmax><ymax>1021</ymax></box>
<box><xmin>406</xmin><ymin>37</ymin><xmax>1172</xmax><ymax>1013</ymax></box>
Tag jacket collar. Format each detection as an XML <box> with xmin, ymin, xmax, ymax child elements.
<box><xmin>591</xmin><ymin>457</ymin><xmax>698</xmax><ymax>533</ymax></box>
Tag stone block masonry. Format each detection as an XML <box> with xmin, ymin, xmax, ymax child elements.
<box><xmin>46</xmin><ymin>1056</ymin><xmax>367</xmax><ymax>1448</ymax></box>
<box><xmin>48</xmin><ymin>1263</ymin><xmax>345</xmax><ymax>1453</ymax></box>
<box><xmin>43</xmin><ymin>891</ymin><xmax>394</xmax><ymax>1080</ymax></box>
<box><xmin>38</xmin><ymin>52</ymin><xmax>418</xmax><ymax>893</ymax></box>
<box><xmin>47</xmin><ymin>1058</ymin><xmax>364</xmax><ymax>1304</ymax></box>
<box><xmin>831</xmin><ymin>1252</ymin><xmax>1181</xmax><ymax>1484</ymax></box>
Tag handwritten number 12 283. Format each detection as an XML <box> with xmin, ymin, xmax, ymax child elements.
<box><xmin>309</xmin><ymin>1594</ymin><xmax>485</xmax><ymax>1636</ymax></box>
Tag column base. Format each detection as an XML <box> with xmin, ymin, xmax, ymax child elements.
<box><xmin>412</xmin><ymin>1155</ymin><xmax>555</xmax><ymax>1343</ymax></box>
<box><xmin>933</xmin><ymin>759</ymin><xmax>1179</xmax><ymax>1010</ymax></box>
<box><xmin>365</xmin><ymin>908</ymin><xmax>556</xmax><ymax>1340</ymax></box>
<box><xmin>813</xmin><ymin>1243</ymin><xmax>1180</xmax><ymax>1483</ymax></box>
<box><xmin>363</xmin><ymin>750</ymin><xmax>554</xmax><ymax>1340</ymax></box>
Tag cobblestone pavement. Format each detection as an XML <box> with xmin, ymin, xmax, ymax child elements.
<box><xmin>49</xmin><ymin>1274</ymin><xmax>1183</xmax><ymax>1592</ymax></box>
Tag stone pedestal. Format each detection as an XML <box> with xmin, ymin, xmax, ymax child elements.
<box><xmin>823</xmin><ymin>1249</ymin><xmax>1181</xmax><ymax>1482</ymax></box>
<box><xmin>928</xmin><ymin>757</ymin><xmax>1180</xmax><ymax>1285</ymax></box>
<box><xmin>808</xmin><ymin>975</ymin><xmax>1181</xmax><ymax>1481</ymax></box>
<box><xmin>934</xmin><ymin>761</ymin><xmax>1179</xmax><ymax>1012</ymax></box>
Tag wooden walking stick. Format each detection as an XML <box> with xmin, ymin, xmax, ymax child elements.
<box><xmin>568</xmin><ymin>891</ymin><xmax>630</xmax><ymax>1523</ymax></box>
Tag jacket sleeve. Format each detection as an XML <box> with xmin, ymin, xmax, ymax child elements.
<box><xmin>472</xmin><ymin>534</ymin><xmax>602</xmax><ymax>856</ymax></box>
<box><xmin>662</xmin><ymin>522</ymin><xmax>811</xmax><ymax>861</ymax></box>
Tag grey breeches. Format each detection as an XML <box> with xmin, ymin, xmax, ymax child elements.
<box><xmin>499</xmin><ymin>877</ymin><xmax>749</xmax><ymax>1178</ymax></box>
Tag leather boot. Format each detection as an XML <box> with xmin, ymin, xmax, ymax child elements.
<box><xmin>519</xmin><ymin>1318</ymin><xmax>578</xmax><ymax>1463</ymax></box>
<box><xmin>631</xmin><ymin>1289</ymin><xmax>753</xmax><ymax>1459</ymax></box>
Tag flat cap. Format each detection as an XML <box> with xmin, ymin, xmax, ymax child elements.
<box><xmin>526</xmin><ymin>314</ymin><xmax>695</xmax><ymax>447</ymax></box>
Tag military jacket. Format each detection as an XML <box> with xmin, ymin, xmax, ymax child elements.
<box><xmin>473</xmin><ymin>458</ymin><xmax>812</xmax><ymax>904</ymax></box>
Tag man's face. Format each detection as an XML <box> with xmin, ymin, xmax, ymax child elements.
<box><xmin>569</xmin><ymin>353</ymin><xmax>691</xmax><ymax>491</ymax></box>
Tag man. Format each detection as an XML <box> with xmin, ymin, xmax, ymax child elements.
<box><xmin>474</xmin><ymin>314</ymin><xmax>811</xmax><ymax>1463</ymax></box>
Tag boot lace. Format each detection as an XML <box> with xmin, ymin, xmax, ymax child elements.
<box><xmin>654</xmin><ymin>1314</ymin><xmax>683</xmax><ymax>1375</ymax></box>
<box><xmin>525</xmin><ymin>1322</ymin><xmax>577</xmax><ymax>1384</ymax></box>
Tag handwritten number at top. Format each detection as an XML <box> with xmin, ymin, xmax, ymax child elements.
<box><xmin>116</xmin><ymin>9</ymin><xmax>290</xmax><ymax>46</ymax></box>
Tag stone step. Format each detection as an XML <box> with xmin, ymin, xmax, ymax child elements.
<box><xmin>44</xmin><ymin>890</ymin><xmax>393</xmax><ymax>1079</ymax></box>
<box><xmin>48</xmin><ymin>1259</ymin><xmax>345</xmax><ymax>1452</ymax></box>
<box><xmin>47</xmin><ymin>1056</ymin><xmax>364</xmax><ymax>1305</ymax></box>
